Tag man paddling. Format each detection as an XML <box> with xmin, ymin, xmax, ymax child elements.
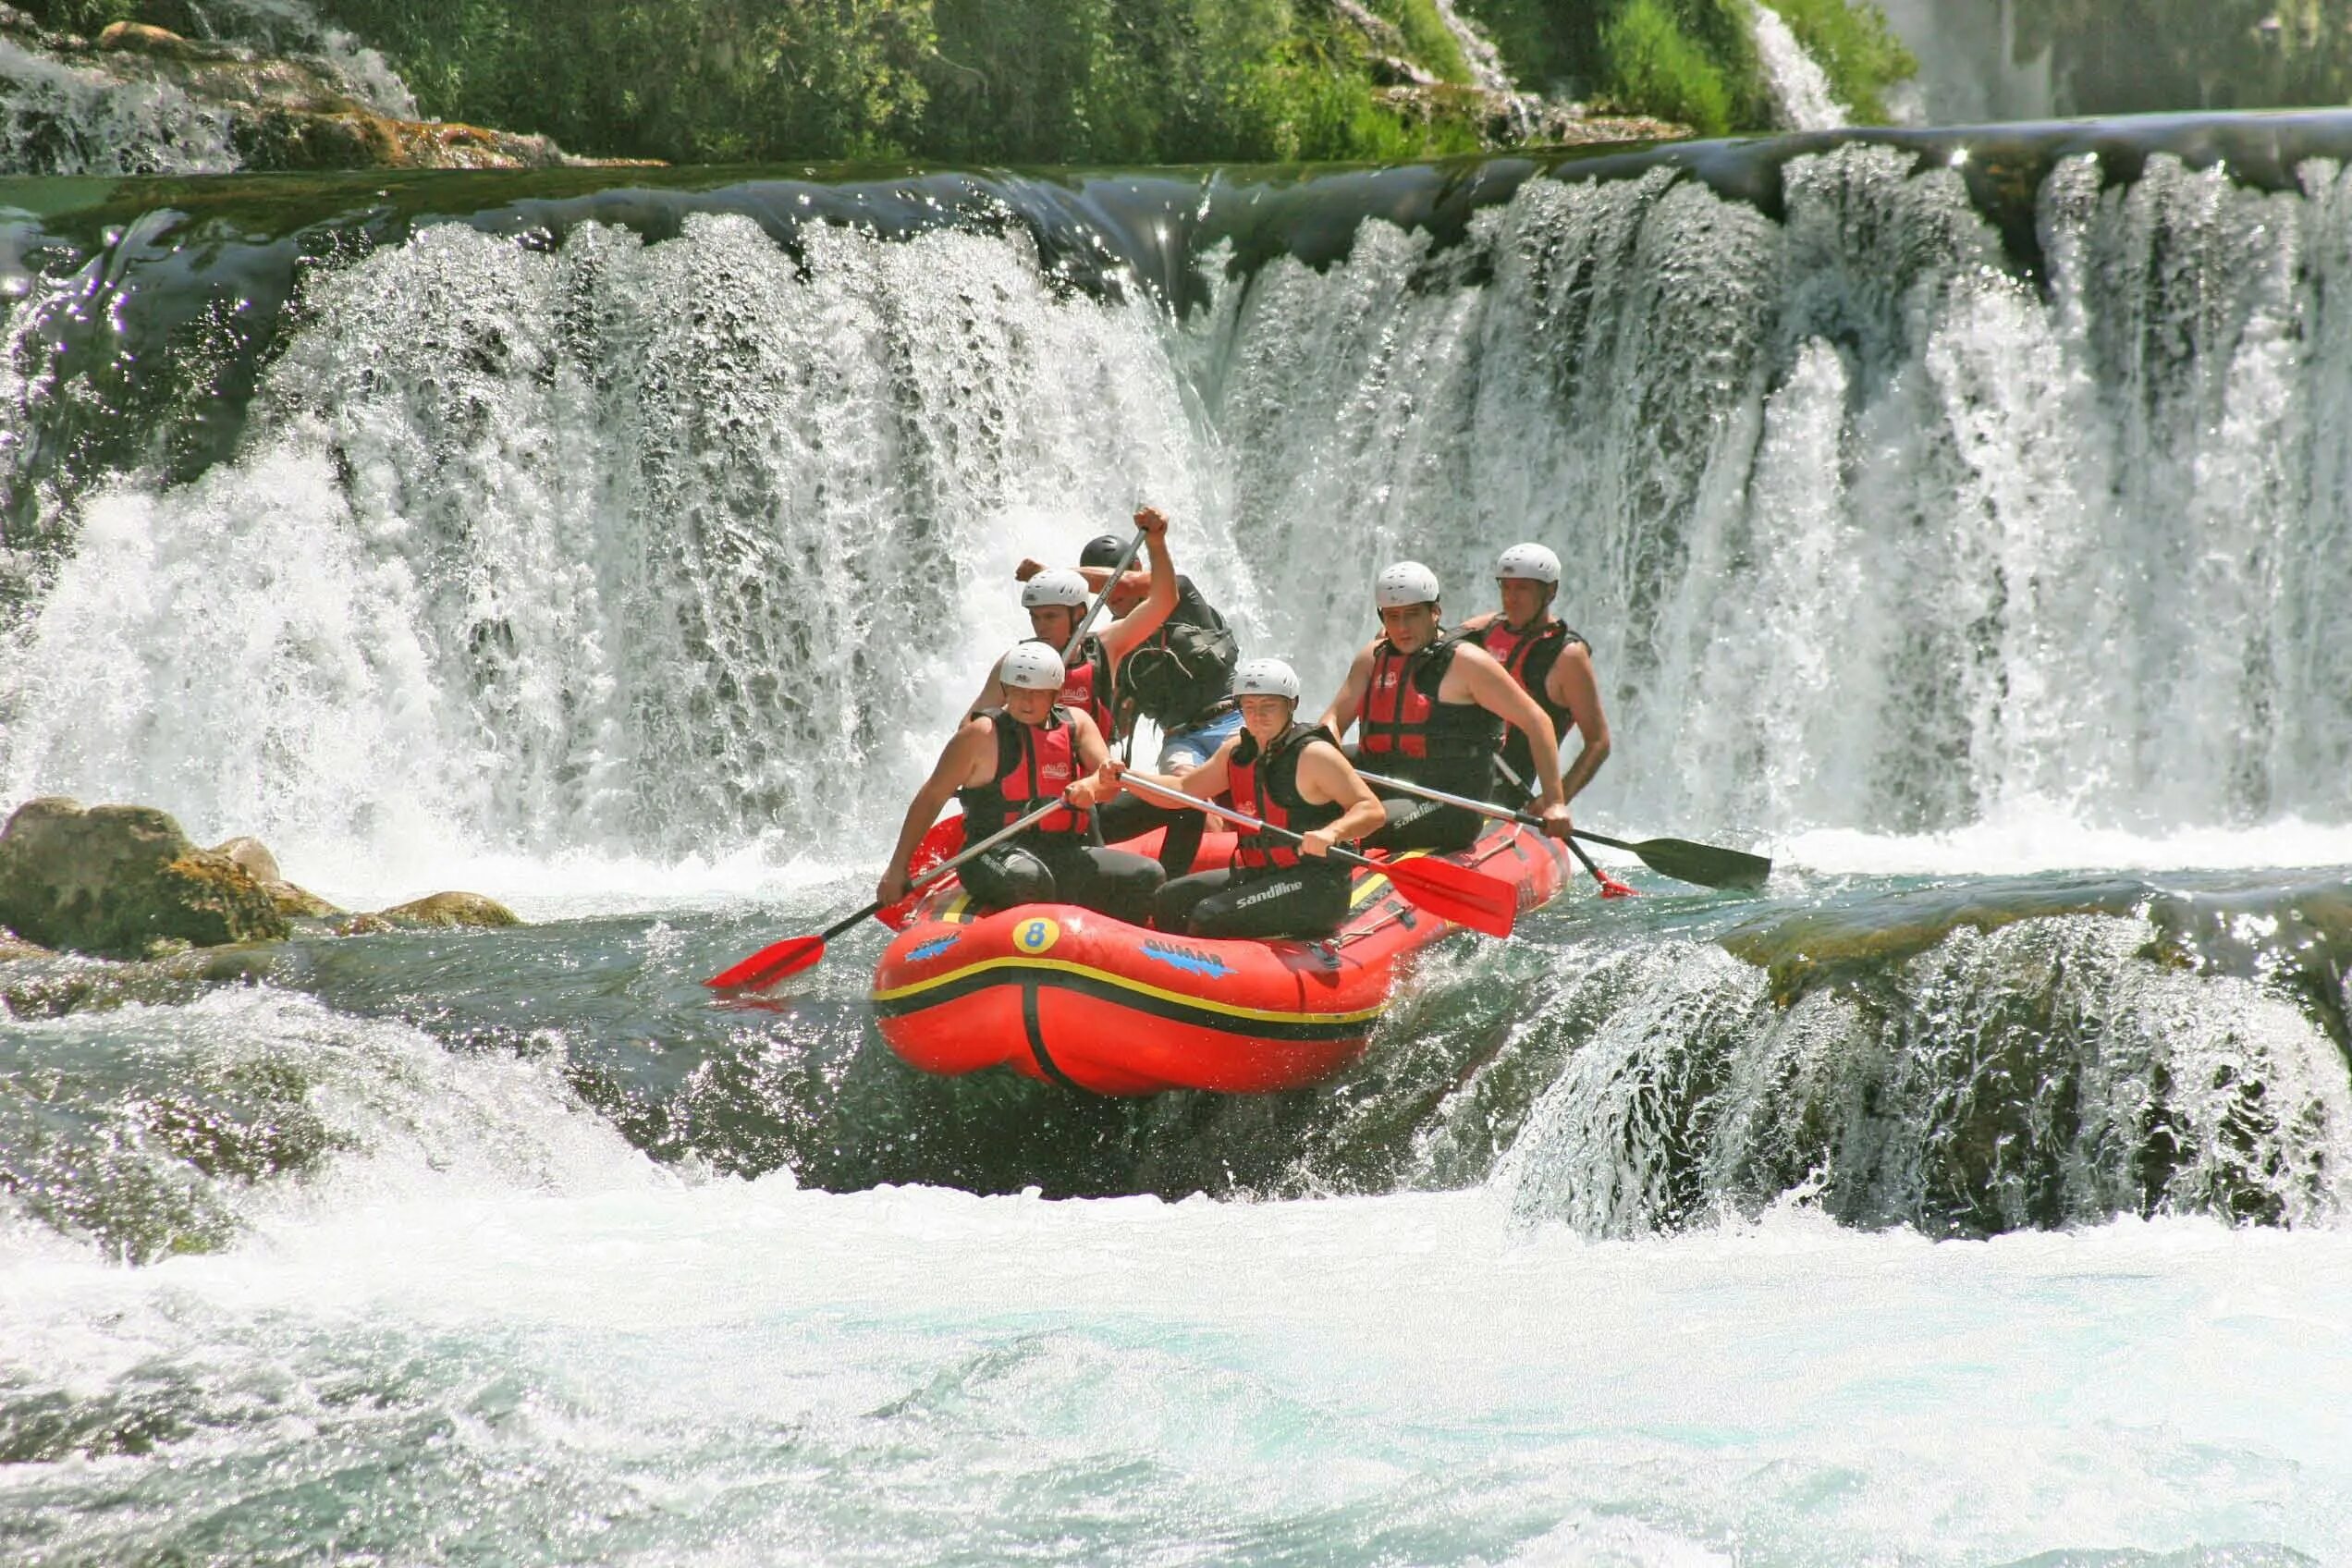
<box><xmin>1102</xmin><ymin>657</ymin><xmax>1387</xmax><ymax>940</ymax></box>
<box><xmin>971</xmin><ymin>507</ymin><xmax>1178</xmax><ymax>735</ymax></box>
<box><xmin>1456</xmin><ymin>542</ymin><xmax>1612</xmax><ymax>808</ymax></box>
<box><xmin>884</xmin><ymin>642</ymin><xmax>1162</xmax><ymax>924</ymax></box>
<box><xmin>1318</xmin><ymin>561</ymin><xmax>1574</xmax><ymax>852</ymax></box>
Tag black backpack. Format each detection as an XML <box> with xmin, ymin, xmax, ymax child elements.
<box><xmin>1117</xmin><ymin>605</ymin><xmax>1240</xmax><ymax>732</ymax></box>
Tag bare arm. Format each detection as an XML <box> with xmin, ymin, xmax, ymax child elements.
<box><xmin>879</xmin><ymin>718</ymin><xmax>996</xmax><ymax>904</ymax></box>
<box><xmin>1546</xmin><ymin>642</ymin><xmax>1611</xmax><ymax>803</ymax></box>
<box><xmin>1317</xmin><ymin>641</ymin><xmax>1378</xmax><ymax>742</ymax></box>
<box><xmin>1061</xmin><ymin>711</ymin><xmax>1118</xmax><ymax>804</ymax></box>
<box><xmin>1096</xmin><ymin>508</ymin><xmax>1175</xmax><ymax>663</ymax></box>
<box><xmin>1452</xmin><ymin>646</ymin><xmax>1572</xmax><ymax>827</ymax></box>
<box><xmin>1292</xmin><ymin>741</ymin><xmax>1387</xmax><ymax>855</ymax></box>
<box><xmin>1108</xmin><ymin>736</ymin><xmax>1237</xmax><ymax>806</ymax></box>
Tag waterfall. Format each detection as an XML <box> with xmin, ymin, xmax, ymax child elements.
<box><xmin>1873</xmin><ymin>0</ymin><xmax>2058</xmax><ymax>125</ymax></box>
<box><xmin>4</xmin><ymin>128</ymin><xmax>2352</xmax><ymax>872</ymax></box>
<box><xmin>1750</xmin><ymin>2</ymin><xmax>1849</xmax><ymax>132</ymax></box>
<box><xmin>0</xmin><ymin>39</ymin><xmax>239</xmax><ymax>177</ymax></box>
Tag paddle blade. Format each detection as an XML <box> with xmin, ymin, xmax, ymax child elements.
<box><xmin>704</xmin><ymin>935</ymin><xmax>825</xmax><ymax>991</ymax></box>
<box><xmin>1381</xmin><ymin>855</ymin><xmax>1517</xmax><ymax>938</ymax></box>
<box><xmin>880</xmin><ymin>815</ymin><xmax>966</xmax><ymax>930</ymax></box>
<box><xmin>1629</xmin><ymin>837</ymin><xmax>1771</xmax><ymax>890</ymax></box>
<box><xmin>1594</xmin><ymin>868</ymin><xmax>1638</xmax><ymax>899</ymax></box>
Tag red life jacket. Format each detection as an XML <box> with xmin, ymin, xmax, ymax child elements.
<box><xmin>1229</xmin><ymin>722</ymin><xmax>1345</xmax><ymax>872</ymax></box>
<box><xmin>1057</xmin><ymin>637</ymin><xmax>1116</xmax><ymax>738</ymax></box>
<box><xmin>1472</xmin><ymin>616</ymin><xmax>1586</xmax><ymax>790</ymax></box>
<box><xmin>954</xmin><ymin>706</ymin><xmax>1087</xmax><ymax>839</ymax></box>
<box><xmin>1359</xmin><ymin>633</ymin><xmax>1503</xmax><ymax>764</ymax></box>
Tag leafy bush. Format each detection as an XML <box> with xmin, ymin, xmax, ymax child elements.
<box><xmin>1765</xmin><ymin>0</ymin><xmax>1916</xmax><ymax>122</ymax></box>
<box><xmin>1600</xmin><ymin>0</ymin><xmax>1736</xmax><ymax>134</ymax></box>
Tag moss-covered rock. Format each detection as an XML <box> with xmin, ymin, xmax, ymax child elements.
<box><xmin>0</xmin><ymin>798</ymin><xmax>289</xmax><ymax>958</ymax></box>
<box><xmin>374</xmin><ymin>891</ymin><xmax>522</xmax><ymax>930</ymax></box>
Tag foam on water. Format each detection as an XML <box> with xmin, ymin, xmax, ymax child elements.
<box><xmin>2</xmin><ymin>1177</ymin><xmax>2346</xmax><ymax>1563</ymax></box>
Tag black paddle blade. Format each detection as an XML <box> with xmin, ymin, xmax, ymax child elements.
<box><xmin>1626</xmin><ymin>837</ymin><xmax>1771</xmax><ymax>890</ymax></box>
<box><xmin>1379</xmin><ymin>855</ymin><xmax>1517</xmax><ymax>937</ymax></box>
<box><xmin>704</xmin><ymin>935</ymin><xmax>824</xmax><ymax>991</ymax></box>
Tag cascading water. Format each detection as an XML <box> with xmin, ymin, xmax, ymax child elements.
<box><xmin>0</xmin><ymin>38</ymin><xmax>239</xmax><ymax>177</ymax></box>
<box><xmin>1749</xmin><ymin>2</ymin><xmax>1850</xmax><ymax>132</ymax></box>
<box><xmin>3</xmin><ymin>121</ymin><xmax>2351</xmax><ymax>1564</ymax></box>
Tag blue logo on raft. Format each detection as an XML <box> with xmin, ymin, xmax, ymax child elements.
<box><xmin>1140</xmin><ymin>940</ymin><xmax>1233</xmax><ymax>980</ymax></box>
<box><xmin>908</xmin><ymin>934</ymin><xmax>962</xmax><ymax>962</ymax></box>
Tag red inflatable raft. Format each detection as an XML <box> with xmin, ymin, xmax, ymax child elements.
<box><xmin>870</xmin><ymin>820</ymin><xmax>1574</xmax><ymax>1095</ymax></box>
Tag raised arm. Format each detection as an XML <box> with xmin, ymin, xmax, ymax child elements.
<box><xmin>1095</xmin><ymin>508</ymin><xmax>1175</xmax><ymax>662</ymax></box>
<box><xmin>1546</xmin><ymin>642</ymin><xmax>1611</xmax><ymax>803</ymax></box>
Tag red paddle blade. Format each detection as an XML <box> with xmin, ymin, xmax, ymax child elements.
<box><xmin>1379</xmin><ymin>855</ymin><xmax>1517</xmax><ymax>938</ymax></box>
<box><xmin>880</xmin><ymin>816</ymin><xmax>965</xmax><ymax>931</ymax></box>
<box><xmin>704</xmin><ymin>935</ymin><xmax>825</xmax><ymax>991</ymax></box>
<box><xmin>1595</xmin><ymin>869</ymin><xmax>1638</xmax><ymax>899</ymax></box>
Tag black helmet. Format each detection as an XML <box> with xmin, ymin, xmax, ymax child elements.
<box><xmin>1078</xmin><ymin>533</ymin><xmax>1128</xmax><ymax>569</ymax></box>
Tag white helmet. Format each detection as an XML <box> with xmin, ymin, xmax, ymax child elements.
<box><xmin>998</xmin><ymin>640</ymin><xmax>1068</xmax><ymax>692</ymax></box>
<box><xmin>1021</xmin><ymin>569</ymin><xmax>1090</xmax><ymax>609</ymax></box>
<box><xmin>1374</xmin><ymin>560</ymin><xmax>1441</xmax><ymax>609</ymax></box>
<box><xmin>1495</xmin><ymin>542</ymin><xmax>1561</xmax><ymax>585</ymax></box>
<box><xmin>1230</xmin><ymin>656</ymin><xmax>1302</xmax><ymax>704</ymax></box>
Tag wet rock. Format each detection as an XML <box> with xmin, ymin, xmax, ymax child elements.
<box><xmin>94</xmin><ymin>19</ymin><xmax>227</xmax><ymax>61</ymax></box>
<box><xmin>374</xmin><ymin>891</ymin><xmax>522</xmax><ymax>930</ymax></box>
<box><xmin>0</xmin><ymin>16</ymin><xmax>652</xmax><ymax>172</ymax></box>
<box><xmin>208</xmin><ymin>836</ymin><xmax>341</xmax><ymax>919</ymax></box>
<box><xmin>0</xmin><ymin>925</ymin><xmax>51</xmax><ymax>962</ymax></box>
<box><xmin>0</xmin><ymin>798</ymin><xmax>290</xmax><ymax>959</ymax></box>
<box><xmin>1375</xmin><ymin>83</ymin><xmax>1686</xmax><ymax>148</ymax></box>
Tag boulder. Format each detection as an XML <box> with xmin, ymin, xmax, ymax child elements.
<box><xmin>374</xmin><ymin>891</ymin><xmax>522</xmax><ymax>930</ymax></box>
<box><xmin>1</xmin><ymin>926</ymin><xmax>50</xmax><ymax>962</ymax></box>
<box><xmin>0</xmin><ymin>798</ymin><xmax>290</xmax><ymax>959</ymax></box>
<box><xmin>209</xmin><ymin>835</ymin><xmax>342</xmax><ymax>919</ymax></box>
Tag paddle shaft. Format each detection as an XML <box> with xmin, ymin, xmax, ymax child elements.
<box><xmin>1119</xmin><ymin>772</ymin><xmax>1380</xmax><ymax>875</ymax></box>
<box><xmin>1354</xmin><ymin>766</ymin><xmax>1566</xmax><ymax>840</ymax></box>
<box><xmin>1060</xmin><ymin>526</ymin><xmax>1147</xmax><ymax>663</ymax></box>
<box><xmin>838</xmin><ymin>797</ymin><xmax>1073</xmax><ymax>939</ymax></box>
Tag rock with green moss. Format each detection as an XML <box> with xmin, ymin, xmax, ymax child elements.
<box><xmin>374</xmin><ymin>890</ymin><xmax>522</xmax><ymax>930</ymax></box>
<box><xmin>0</xmin><ymin>798</ymin><xmax>290</xmax><ymax>958</ymax></box>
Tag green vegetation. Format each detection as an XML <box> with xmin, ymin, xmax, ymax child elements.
<box><xmin>1601</xmin><ymin>0</ymin><xmax>1742</xmax><ymax>135</ymax></box>
<box><xmin>1768</xmin><ymin>0</ymin><xmax>1915</xmax><ymax>122</ymax></box>
<box><xmin>8</xmin><ymin>0</ymin><xmax>1923</xmax><ymax>165</ymax></box>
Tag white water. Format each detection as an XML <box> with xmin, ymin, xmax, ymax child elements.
<box><xmin>1749</xmin><ymin>3</ymin><xmax>1848</xmax><ymax>132</ymax></box>
<box><xmin>0</xmin><ymin>39</ymin><xmax>239</xmax><ymax>178</ymax></box>
<box><xmin>1874</xmin><ymin>0</ymin><xmax>2061</xmax><ymax>126</ymax></box>
<box><xmin>5</xmin><ymin>1147</ymin><xmax>2348</xmax><ymax>1562</ymax></box>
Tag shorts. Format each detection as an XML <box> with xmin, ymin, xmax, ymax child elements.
<box><xmin>1157</xmin><ymin>708</ymin><xmax>1245</xmax><ymax>772</ymax></box>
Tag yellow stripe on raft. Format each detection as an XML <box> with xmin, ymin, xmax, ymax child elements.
<box><xmin>872</xmin><ymin>955</ymin><xmax>1391</xmax><ymax>1027</ymax></box>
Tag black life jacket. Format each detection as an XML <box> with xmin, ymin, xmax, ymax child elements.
<box><xmin>1116</xmin><ymin>577</ymin><xmax>1241</xmax><ymax>732</ymax></box>
<box><xmin>955</xmin><ymin>707</ymin><xmax>1087</xmax><ymax>839</ymax></box>
<box><xmin>1056</xmin><ymin>637</ymin><xmax>1116</xmax><ymax>739</ymax></box>
<box><xmin>1359</xmin><ymin>633</ymin><xmax>1502</xmax><ymax>794</ymax></box>
<box><xmin>1229</xmin><ymin>722</ymin><xmax>1345</xmax><ymax>872</ymax></box>
<box><xmin>1473</xmin><ymin>616</ymin><xmax>1587</xmax><ymax>789</ymax></box>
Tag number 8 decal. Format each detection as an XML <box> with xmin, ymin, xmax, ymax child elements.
<box><xmin>1013</xmin><ymin>916</ymin><xmax>1060</xmax><ymax>954</ymax></box>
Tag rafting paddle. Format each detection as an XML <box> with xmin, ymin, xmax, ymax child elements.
<box><xmin>705</xmin><ymin>797</ymin><xmax>1069</xmax><ymax>991</ymax></box>
<box><xmin>1059</xmin><ymin>523</ymin><xmax>1146</xmax><ymax>662</ymax></box>
<box><xmin>1354</xmin><ymin>769</ymin><xmax>1771</xmax><ymax>892</ymax></box>
<box><xmin>1119</xmin><ymin>774</ymin><xmax>1517</xmax><ymax>938</ymax></box>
